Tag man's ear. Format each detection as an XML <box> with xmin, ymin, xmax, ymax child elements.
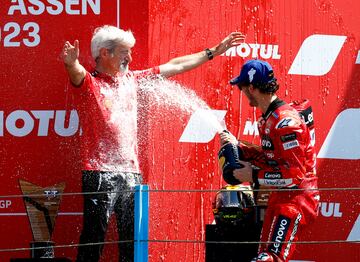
<box><xmin>248</xmin><ymin>84</ymin><xmax>255</xmax><ymax>93</ymax></box>
<box><xmin>99</xmin><ymin>48</ymin><xmax>110</xmax><ymax>59</ymax></box>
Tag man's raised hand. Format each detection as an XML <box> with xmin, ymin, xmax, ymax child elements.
<box><xmin>62</xmin><ymin>40</ymin><xmax>80</xmax><ymax>67</ymax></box>
<box><xmin>214</xmin><ymin>32</ymin><xmax>245</xmax><ymax>56</ymax></box>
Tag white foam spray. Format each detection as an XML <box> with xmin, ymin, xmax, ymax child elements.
<box><xmin>95</xmin><ymin>73</ymin><xmax>225</xmax><ymax>171</ymax></box>
<box><xmin>137</xmin><ymin>75</ymin><xmax>225</xmax><ymax>133</ymax></box>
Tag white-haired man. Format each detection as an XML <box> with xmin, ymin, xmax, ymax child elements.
<box><xmin>62</xmin><ymin>25</ymin><xmax>244</xmax><ymax>262</ymax></box>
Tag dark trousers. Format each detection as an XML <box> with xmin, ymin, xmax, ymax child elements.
<box><xmin>76</xmin><ymin>170</ymin><xmax>142</xmax><ymax>262</ymax></box>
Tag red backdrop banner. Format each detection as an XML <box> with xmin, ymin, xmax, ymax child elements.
<box><xmin>0</xmin><ymin>0</ymin><xmax>359</xmax><ymax>261</ymax></box>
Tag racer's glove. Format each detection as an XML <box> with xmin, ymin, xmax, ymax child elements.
<box><xmin>218</xmin><ymin>143</ymin><xmax>244</xmax><ymax>185</ymax></box>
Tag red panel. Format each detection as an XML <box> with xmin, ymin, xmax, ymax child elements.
<box><xmin>146</xmin><ymin>0</ymin><xmax>360</xmax><ymax>261</ymax></box>
<box><xmin>0</xmin><ymin>1</ymin><xmax>133</xmax><ymax>260</ymax></box>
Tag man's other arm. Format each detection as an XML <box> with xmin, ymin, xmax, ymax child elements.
<box><xmin>62</xmin><ymin>40</ymin><xmax>87</xmax><ymax>86</ymax></box>
<box><xmin>159</xmin><ymin>32</ymin><xmax>245</xmax><ymax>78</ymax></box>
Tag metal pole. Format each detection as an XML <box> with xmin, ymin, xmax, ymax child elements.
<box><xmin>134</xmin><ymin>184</ymin><xmax>149</xmax><ymax>262</ymax></box>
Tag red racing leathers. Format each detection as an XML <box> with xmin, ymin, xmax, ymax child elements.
<box><xmin>241</xmin><ymin>98</ymin><xmax>319</xmax><ymax>262</ymax></box>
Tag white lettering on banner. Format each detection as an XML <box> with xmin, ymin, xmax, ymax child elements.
<box><xmin>6</xmin><ymin>110</ymin><xmax>34</xmax><ymax>136</ymax></box>
<box><xmin>31</xmin><ymin>110</ymin><xmax>54</xmax><ymax>136</ymax></box>
<box><xmin>0</xmin><ymin>110</ymin><xmax>79</xmax><ymax>137</ymax></box>
<box><xmin>0</xmin><ymin>22</ymin><xmax>40</xmax><ymax>47</ymax></box>
<box><xmin>319</xmin><ymin>202</ymin><xmax>343</xmax><ymax>218</ymax></box>
<box><xmin>8</xmin><ymin>0</ymin><xmax>101</xmax><ymax>15</ymax></box>
<box><xmin>243</xmin><ymin>120</ymin><xmax>259</xmax><ymax>136</ymax></box>
<box><xmin>54</xmin><ymin>110</ymin><xmax>79</xmax><ymax>136</ymax></box>
<box><xmin>4</xmin><ymin>1</ymin><xmax>102</xmax><ymax>48</ymax></box>
<box><xmin>288</xmin><ymin>34</ymin><xmax>346</xmax><ymax>76</ymax></box>
<box><xmin>221</xmin><ymin>43</ymin><xmax>281</xmax><ymax>59</ymax></box>
<box><xmin>0</xmin><ymin>200</ymin><xmax>12</xmax><ymax>209</ymax></box>
<box><xmin>318</xmin><ymin>109</ymin><xmax>360</xmax><ymax>160</ymax></box>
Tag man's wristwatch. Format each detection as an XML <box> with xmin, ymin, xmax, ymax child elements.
<box><xmin>205</xmin><ymin>48</ymin><xmax>214</xmax><ymax>60</ymax></box>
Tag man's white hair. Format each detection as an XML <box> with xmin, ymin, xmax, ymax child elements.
<box><xmin>91</xmin><ymin>25</ymin><xmax>136</xmax><ymax>60</ymax></box>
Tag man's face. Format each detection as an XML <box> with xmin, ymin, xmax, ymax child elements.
<box><xmin>109</xmin><ymin>44</ymin><xmax>133</xmax><ymax>74</ymax></box>
<box><xmin>238</xmin><ymin>84</ymin><xmax>258</xmax><ymax>107</ymax></box>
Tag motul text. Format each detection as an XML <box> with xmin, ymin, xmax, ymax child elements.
<box><xmin>0</xmin><ymin>110</ymin><xmax>80</xmax><ymax>137</ymax></box>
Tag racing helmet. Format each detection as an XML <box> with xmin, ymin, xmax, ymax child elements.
<box><xmin>212</xmin><ymin>184</ymin><xmax>256</xmax><ymax>226</ymax></box>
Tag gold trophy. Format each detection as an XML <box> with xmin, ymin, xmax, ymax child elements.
<box><xmin>18</xmin><ymin>179</ymin><xmax>65</xmax><ymax>259</ymax></box>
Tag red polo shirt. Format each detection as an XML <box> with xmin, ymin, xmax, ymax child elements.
<box><xmin>73</xmin><ymin>67</ymin><xmax>160</xmax><ymax>172</ymax></box>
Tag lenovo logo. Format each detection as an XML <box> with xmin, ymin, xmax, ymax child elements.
<box><xmin>264</xmin><ymin>172</ymin><xmax>282</xmax><ymax>179</ymax></box>
<box><xmin>270</xmin><ymin>216</ymin><xmax>291</xmax><ymax>255</ymax></box>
